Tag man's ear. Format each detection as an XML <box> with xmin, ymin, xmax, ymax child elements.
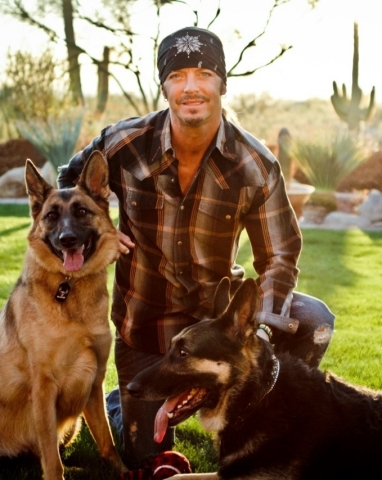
<box><xmin>220</xmin><ymin>81</ymin><xmax>227</xmax><ymax>96</ymax></box>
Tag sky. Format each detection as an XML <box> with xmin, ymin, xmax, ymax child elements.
<box><xmin>0</xmin><ymin>0</ymin><xmax>381</xmax><ymax>103</ymax></box>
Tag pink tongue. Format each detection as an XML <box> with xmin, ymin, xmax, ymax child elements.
<box><xmin>63</xmin><ymin>246</ymin><xmax>85</xmax><ymax>272</ymax></box>
<box><xmin>154</xmin><ymin>394</ymin><xmax>185</xmax><ymax>443</ymax></box>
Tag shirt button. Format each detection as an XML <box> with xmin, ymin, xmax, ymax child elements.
<box><xmin>225</xmin><ymin>214</ymin><xmax>231</xmax><ymax>220</ymax></box>
<box><xmin>180</xmin><ymin>205</ymin><xmax>185</xmax><ymax>210</ymax></box>
<box><xmin>179</xmin><ymin>271</ymin><xmax>183</xmax><ymax>275</ymax></box>
<box><xmin>177</xmin><ymin>241</ymin><xmax>183</xmax><ymax>246</ymax></box>
<box><xmin>132</xmin><ymin>201</ymin><xmax>137</xmax><ymax>207</ymax></box>
<box><xmin>171</xmin><ymin>178</ymin><xmax>175</xmax><ymax>183</ymax></box>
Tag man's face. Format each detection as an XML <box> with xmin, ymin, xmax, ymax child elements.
<box><xmin>162</xmin><ymin>67</ymin><xmax>226</xmax><ymax>128</ymax></box>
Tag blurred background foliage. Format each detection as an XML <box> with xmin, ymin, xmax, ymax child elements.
<box><xmin>0</xmin><ymin>0</ymin><xmax>380</xmax><ymax>191</ymax></box>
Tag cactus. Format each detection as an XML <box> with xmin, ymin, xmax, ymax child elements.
<box><xmin>331</xmin><ymin>22</ymin><xmax>375</xmax><ymax>131</ymax></box>
<box><xmin>278</xmin><ymin>127</ymin><xmax>294</xmax><ymax>188</ymax></box>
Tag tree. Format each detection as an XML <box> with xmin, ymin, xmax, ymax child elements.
<box><xmin>0</xmin><ymin>0</ymin><xmax>320</xmax><ymax>116</ymax></box>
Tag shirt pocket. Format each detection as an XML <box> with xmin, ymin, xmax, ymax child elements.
<box><xmin>195</xmin><ymin>198</ymin><xmax>243</xmax><ymax>248</ymax></box>
<box><xmin>125</xmin><ymin>188</ymin><xmax>164</xmax><ymax>227</ymax></box>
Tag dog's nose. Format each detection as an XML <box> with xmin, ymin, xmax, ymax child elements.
<box><xmin>127</xmin><ymin>381</ymin><xmax>142</xmax><ymax>397</ymax></box>
<box><xmin>59</xmin><ymin>231</ymin><xmax>78</xmax><ymax>248</ymax></box>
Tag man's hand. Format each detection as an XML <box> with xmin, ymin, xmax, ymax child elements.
<box><xmin>118</xmin><ymin>230</ymin><xmax>135</xmax><ymax>254</ymax></box>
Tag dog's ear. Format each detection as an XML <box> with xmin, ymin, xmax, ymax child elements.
<box><xmin>78</xmin><ymin>151</ymin><xmax>110</xmax><ymax>201</ymax></box>
<box><xmin>25</xmin><ymin>159</ymin><xmax>53</xmax><ymax>218</ymax></box>
<box><xmin>212</xmin><ymin>277</ymin><xmax>231</xmax><ymax>317</ymax></box>
<box><xmin>223</xmin><ymin>278</ymin><xmax>259</xmax><ymax>343</ymax></box>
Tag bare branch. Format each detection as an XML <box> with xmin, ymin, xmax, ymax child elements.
<box><xmin>228</xmin><ymin>45</ymin><xmax>292</xmax><ymax>78</ymax></box>
<box><xmin>227</xmin><ymin>0</ymin><xmax>292</xmax><ymax>77</ymax></box>
<box><xmin>207</xmin><ymin>0</ymin><xmax>221</xmax><ymax>29</ymax></box>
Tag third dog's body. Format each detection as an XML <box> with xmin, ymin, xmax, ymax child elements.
<box><xmin>128</xmin><ymin>278</ymin><xmax>382</xmax><ymax>479</ymax></box>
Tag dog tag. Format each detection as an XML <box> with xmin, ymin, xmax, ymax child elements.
<box><xmin>55</xmin><ymin>282</ymin><xmax>71</xmax><ymax>302</ymax></box>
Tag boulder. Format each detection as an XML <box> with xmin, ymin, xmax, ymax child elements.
<box><xmin>0</xmin><ymin>161</ymin><xmax>58</xmax><ymax>198</ymax></box>
<box><xmin>358</xmin><ymin>189</ymin><xmax>382</xmax><ymax>225</ymax></box>
<box><xmin>321</xmin><ymin>211</ymin><xmax>371</xmax><ymax>230</ymax></box>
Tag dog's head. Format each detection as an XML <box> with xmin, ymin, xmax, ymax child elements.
<box><xmin>25</xmin><ymin>151</ymin><xmax>120</xmax><ymax>276</ymax></box>
<box><xmin>128</xmin><ymin>277</ymin><xmax>274</xmax><ymax>442</ymax></box>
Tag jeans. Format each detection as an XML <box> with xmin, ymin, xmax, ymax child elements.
<box><xmin>106</xmin><ymin>291</ymin><xmax>335</xmax><ymax>468</ymax></box>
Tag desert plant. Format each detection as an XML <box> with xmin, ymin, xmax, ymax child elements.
<box><xmin>277</xmin><ymin>127</ymin><xmax>295</xmax><ymax>188</ymax></box>
<box><xmin>16</xmin><ymin>109</ymin><xmax>84</xmax><ymax>171</ymax></box>
<box><xmin>331</xmin><ymin>22</ymin><xmax>375</xmax><ymax>132</ymax></box>
<box><xmin>292</xmin><ymin>131</ymin><xmax>366</xmax><ymax>192</ymax></box>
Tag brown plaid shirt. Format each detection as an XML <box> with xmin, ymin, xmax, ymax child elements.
<box><xmin>58</xmin><ymin>110</ymin><xmax>302</xmax><ymax>353</ymax></box>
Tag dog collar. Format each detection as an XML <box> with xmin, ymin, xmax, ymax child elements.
<box><xmin>55</xmin><ymin>277</ymin><xmax>71</xmax><ymax>302</ymax></box>
<box><xmin>262</xmin><ymin>354</ymin><xmax>280</xmax><ymax>400</ymax></box>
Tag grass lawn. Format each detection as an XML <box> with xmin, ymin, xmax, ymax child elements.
<box><xmin>1</xmin><ymin>203</ymin><xmax>382</xmax><ymax>478</ymax></box>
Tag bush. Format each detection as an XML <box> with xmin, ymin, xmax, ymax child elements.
<box><xmin>292</xmin><ymin>131</ymin><xmax>367</xmax><ymax>192</ymax></box>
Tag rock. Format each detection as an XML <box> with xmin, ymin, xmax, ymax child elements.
<box><xmin>337</xmin><ymin>150</ymin><xmax>382</xmax><ymax>192</ymax></box>
<box><xmin>0</xmin><ymin>138</ymin><xmax>45</xmax><ymax>177</ymax></box>
<box><xmin>0</xmin><ymin>166</ymin><xmax>26</xmax><ymax>198</ymax></box>
<box><xmin>40</xmin><ymin>161</ymin><xmax>58</xmax><ymax>187</ymax></box>
<box><xmin>0</xmin><ymin>161</ymin><xmax>58</xmax><ymax>198</ymax></box>
<box><xmin>358</xmin><ymin>189</ymin><xmax>382</xmax><ymax>224</ymax></box>
<box><xmin>321</xmin><ymin>211</ymin><xmax>371</xmax><ymax>230</ymax></box>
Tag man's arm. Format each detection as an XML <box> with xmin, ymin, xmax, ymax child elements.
<box><xmin>245</xmin><ymin>161</ymin><xmax>302</xmax><ymax>321</ymax></box>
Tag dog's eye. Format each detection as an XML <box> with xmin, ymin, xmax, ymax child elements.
<box><xmin>179</xmin><ymin>348</ymin><xmax>188</xmax><ymax>358</ymax></box>
<box><xmin>77</xmin><ymin>208</ymin><xmax>88</xmax><ymax>217</ymax></box>
<box><xmin>46</xmin><ymin>211</ymin><xmax>58</xmax><ymax>220</ymax></box>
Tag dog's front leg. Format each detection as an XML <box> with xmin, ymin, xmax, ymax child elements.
<box><xmin>83</xmin><ymin>382</ymin><xmax>128</xmax><ymax>473</ymax></box>
<box><xmin>31</xmin><ymin>376</ymin><xmax>64</xmax><ymax>480</ymax></box>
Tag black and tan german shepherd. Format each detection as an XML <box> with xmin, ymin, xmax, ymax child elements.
<box><xmin>0</xmin><ymin>152</ymin><xmax>127</xmax><ymax>479</ymax></box>
<box><xmin>128</xmin><ymin>277</ymin><xmax>382</xmax><ymax>480</ymax></box>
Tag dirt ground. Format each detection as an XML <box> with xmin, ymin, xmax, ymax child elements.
<box><xmin>0</xmin><ymin>138</ymin><xmax>381</xmax><ymax>192</ymax></box>
<box><xmin>0</xmin><ymin>138</ymin><xmax>46</xmax><ymax>177</ymax></box>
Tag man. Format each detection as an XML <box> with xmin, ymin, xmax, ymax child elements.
<box><xmin>58</xmin><ymin>27</ymin><xmax>335</xmax><ymax>469</ymax></box>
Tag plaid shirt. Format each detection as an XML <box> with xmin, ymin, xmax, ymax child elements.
<box><xmin>58</xmin><ymin>110</ymin><xmax>302</xmax><ymax>353</ymax></box>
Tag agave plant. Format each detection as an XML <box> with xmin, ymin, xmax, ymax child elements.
<box><xmin>16</xmin><ymin>108</ymin><xmax>84</xmax><ymax>171</ymax></box>
<box><xmin>292</xmin><ymin>132</ymin><xmax>366</xmax><ymax>192</ymax></box>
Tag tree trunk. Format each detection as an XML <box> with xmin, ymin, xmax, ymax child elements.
<box><xmin>96</xmin><ymin>46</ymin><xmax>110</xmax><ymax>115</ymax></box>
<box><xmin>62</xmin><ymin>0</ymin><xmax>84</xmax><ymax>106</ymax></box>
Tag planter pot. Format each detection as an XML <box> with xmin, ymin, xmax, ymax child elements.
<box><xmin>287</xmin><ymin>181</ymin><xmax>315</xmax><ymax>219</ymax></box>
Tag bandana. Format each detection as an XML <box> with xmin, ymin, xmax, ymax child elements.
<box><xmin>157</xmin><ymin>27</ymin><xmax>226</xmax><ymax>84</ymax></box>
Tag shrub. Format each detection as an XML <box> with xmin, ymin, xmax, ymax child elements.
<box><xmin>292</xmin><ymin>131</ymin><xmax>367</xmax><ymax>192</ymax></box>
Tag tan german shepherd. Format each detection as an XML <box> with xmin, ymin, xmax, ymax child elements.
<box><xmin>128</xmin><ymin>277</ymin><xmax>382</xmax><ymax>480</ymax></box>
<box><xmin>0</xmin><ymin>152</ymin><xmax>127</xmax><ymax>479</ymax></box>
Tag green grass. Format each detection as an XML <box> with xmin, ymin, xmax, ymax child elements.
<box><xmin>1</xmin><ymin>203</ymin><xmax>382</xmax><ymax>478</ymax></box>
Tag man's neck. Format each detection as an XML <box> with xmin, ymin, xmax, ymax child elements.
<box><xmin>169</xmin><ymin>115</ymin><xmax>221</xmax><ymax>194</ymax></box>
<box><xmin>170</xmin><ymin>115</ymin><xmax>221</xmax><ymax>164</ymax></box>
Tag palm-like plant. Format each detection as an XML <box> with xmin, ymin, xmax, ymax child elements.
<box><xmin>16</xmin><ymin>109</ymin><xmax>84</xmax><ymax>171</ymax></box>
<box><xmin>292</xmin><ymin>132</ymin><xmax>366</xmax><ymax>192</ymax></box>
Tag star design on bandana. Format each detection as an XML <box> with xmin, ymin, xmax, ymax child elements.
<box><xmin>174</xmin><ymin>34</ymin><xmax>203</xmax><ymax>57</ymax></box>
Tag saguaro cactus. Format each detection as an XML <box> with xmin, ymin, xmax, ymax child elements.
<box><xmin>331</xmin><ymin>22</ymin><xmax>375</xmax><ymax>131</ymax></box>
<box><xmin>278</xmin><ymin>127</ymin><xmax>294</xmax><ymax>188</ymax></box>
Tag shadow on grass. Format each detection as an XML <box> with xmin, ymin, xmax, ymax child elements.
<box><xmin>0</xmin><ymin>203</ymin><xmax>29</xmax><ymax>217</ymax></box>
<box><xmin>0</xmin><ymin>424</ymin><xmax>126</xmax><ymax>480</ymax></box>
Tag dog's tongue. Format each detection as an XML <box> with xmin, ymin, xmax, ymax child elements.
<box><xmin>63</xmin><ymin>246</ymin><xmax>85</xmax><ymax>272</ymax></box>
<box><xmin>154</xmin><ymin>394</ymin><xmax>184</xmax><ymax>443</ymax></box>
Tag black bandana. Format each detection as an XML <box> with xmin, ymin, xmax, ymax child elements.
<box><xmin>157</xmin><ymin>27</ymin><xmax>227</xmax><ymax>85</ymax></box>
